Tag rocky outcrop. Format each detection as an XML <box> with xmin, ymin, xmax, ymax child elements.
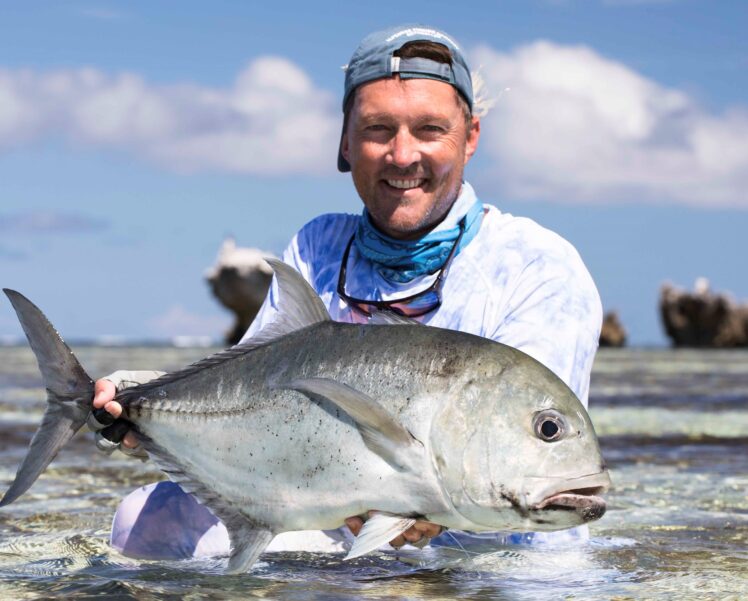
<box><xmin>600</xmin><ymin>311</ymin><xmax>627</xmax><ymax>347</ymax></box>
<box><xmin>659</xmin><ymin>278</ymin><xmax>748</xmax><ymax>348</ymax></box>
<box><xmin>205</xmin><ymin>239</ymin><xmax>274</xmax><ymax>345</ymax></box>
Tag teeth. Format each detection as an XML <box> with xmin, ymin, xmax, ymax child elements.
<box><xmin>387</xmin><ymin>179</ymin><xmax>424</xmax><ymax>189</ymax></box>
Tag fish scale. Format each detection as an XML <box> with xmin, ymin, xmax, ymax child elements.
<box><xmin>0</xmin><ymin>259</ymin><xmax>610</xmax><ymax>573</ymax></box>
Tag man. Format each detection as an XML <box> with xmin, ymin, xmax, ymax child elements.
<box><xmin>93</xmin><ymin>24</ymin><xmax>602</xmax><ymax>558</ymax></box>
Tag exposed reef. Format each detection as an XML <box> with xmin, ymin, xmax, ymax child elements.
<box><xmin>600</xmin><ymin>311</ymin><xmax>627</xmax><ymax>347</ymax></box>
<box><xmin>206</xmin><ymin>239</ymin><xmax>274</xmax><ymax>345</ymax></box>
<box><xmin>660</xmin><ymin>278</ymin><xmax>748</xmax><ymax>348</ymax></box>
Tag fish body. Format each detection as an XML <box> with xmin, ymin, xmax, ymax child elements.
<box><xmin>1</xmin><ymin>260</ymin><xmax>610</xmax><ymax>572</ymax></box>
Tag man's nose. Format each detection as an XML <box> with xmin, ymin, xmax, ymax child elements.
<box><xmin>386</xmin><ymin>128</ymin><xmax>421</xmax><ymax>169</ymax></box>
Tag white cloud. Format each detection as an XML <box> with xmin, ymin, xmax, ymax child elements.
<box><xmin>2</xmin><ymin>44</ymin><xmax>747</xmax><ymax>207</ymax></box>
<box><xmin>147</xmin><ymin>305</ymin><xmax>229</xmax><ymax>338</ymax></box>
<box><xmin>0</xmin><ymin>58</ymin><xmax>339</xmax><ymax>175</ymax></box>
<box><xmin>473</xmin><ymin>41</ymin><xmax>748</xmax><ymax>208</ymax></box>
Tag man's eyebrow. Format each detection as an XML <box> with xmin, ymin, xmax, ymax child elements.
<box><xmin>357</xmin><ymin>112</ymin><xmax>394</xmax><ymax>122</ymax></box>
<box><xmin>357</xmin><ymin>112</ymin><xmax>451</xmax><ymax>123</ymax></box>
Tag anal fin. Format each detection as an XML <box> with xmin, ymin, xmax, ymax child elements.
<box><xmin>345</xmin><ymin>512</ymin><xmax>416</xmax><ymax>560</ymax></box>
<box><xmin>138</xmin><ymin>434</ymin><xmax>274</xmax><ymax>573</ymax></box>
<box><xmin>226</xmin><ymin>526</ymin><xmax>274</xmax><ymax>574</ymax></box>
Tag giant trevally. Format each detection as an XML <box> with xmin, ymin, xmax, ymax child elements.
<box><xmin>0</xmin><ymin>259</ymin><xmax>610</xmax><ymax>573</ymax></box>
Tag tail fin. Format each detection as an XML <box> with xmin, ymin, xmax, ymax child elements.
<box><xmin>1</xmin><ymin>289</ymin><xmax>94</xmax><ymax>507</ymax></box>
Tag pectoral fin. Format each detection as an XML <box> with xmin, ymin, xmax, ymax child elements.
<box><xmin>283</xmin><ymin>377</ymin><xmax>423</xmax><ymax>472</ymax></box>
<box><xmin>345</xmin><ymin>512</ymin><xmax>416</xmax><ymax>560</ymax></box>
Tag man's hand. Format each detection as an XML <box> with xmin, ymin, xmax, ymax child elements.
<box><xmin>345</xmin><ymin>513</ymin><xmax>443</xmax><ymax>549</ymax></box>
<box><xmin>91</xmin><ymin>378</ymin><xmax>138</xmax><ymax>449</ymax></box>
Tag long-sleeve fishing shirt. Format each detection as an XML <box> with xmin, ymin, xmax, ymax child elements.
<box><xmin>110</xmin><ymin>181</ymin><xmax>603</xmax><ymax>558</ymax></box>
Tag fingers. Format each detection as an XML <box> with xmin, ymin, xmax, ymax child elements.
<box><xmin>395</xmin><ymin>520</ymin><xmax>442</xmax><ymax>548</ymax></box>
<box><xmin>411</xmin><ymin>521</ymin><xmax>443</xmax><ymax>539</ymax></box>
<box><xmin>92</xmin><ymin>379</ymin><xmax>115</xmax><ymax>408</ymax></box>
<box><xmin>90</xmin><ymin>378</ymin><xmax>144</xmax><ymax>459</ymax></box>
<box><xmin>345</xmin><ymin>514</ymin><xmax>442</xmax><ymax>550</ymax></box>
<box><xmin>344</xmin><ymin>516</ymin><xmax>364</xmax><ymax>537</ymax></box>
<box><xmin>122</xmin><ymin>431</ymin><xmax>139</xmax><ymax>449</ymax></box>
<box><xmin>92</xmin><ymin>379</ymin><xmax>122</xmax><ymax>418</ymax></box>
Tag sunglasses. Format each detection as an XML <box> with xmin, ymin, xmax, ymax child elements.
<box><xmin>337</xmin><ymin>217</ymin><xmax>466</xmax><ymax>318</ymax></box>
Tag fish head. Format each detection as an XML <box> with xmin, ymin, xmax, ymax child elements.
<box><xmin>430</xmin><ymin>351</ymin><xmax>610</xmax><ymax>532</ymax></box>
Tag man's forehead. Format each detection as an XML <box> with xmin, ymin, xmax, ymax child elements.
<box><xmin>353</xmin><ymin>77</ymin><xmax>463</xmax><ymax>112</ymax></box>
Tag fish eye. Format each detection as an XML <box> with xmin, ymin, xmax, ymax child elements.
<box><xmin>533</xmin><ymin>410</ymin><xmax>565</xmax><ymax>442</ymax></box>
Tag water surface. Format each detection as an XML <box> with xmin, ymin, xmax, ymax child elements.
<box><xmin>1</xmin><ymin>346</ymin><xmax>746</xmax><ymax>599</ymax></box>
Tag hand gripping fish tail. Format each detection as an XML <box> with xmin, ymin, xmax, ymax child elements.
<box><xmin>1</xmin><ymin>259</ymin><xmax>611</xmax><ymax>574</ymax></box>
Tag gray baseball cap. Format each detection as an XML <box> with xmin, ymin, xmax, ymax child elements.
<box><xmin>337</xmin><ymin>24</ymin><xmax>473</xmax><ymax>172</ymax></box>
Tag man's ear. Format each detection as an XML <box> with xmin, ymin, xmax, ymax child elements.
<box><xmin>464</xmin><ymin>116</ymin><xmax>481</xmax><ymax>165</ymax></box>
<box><xmin>341</xmin><ymin>128</ymin><xmax>350</xmax><ymax>163</ymax></box>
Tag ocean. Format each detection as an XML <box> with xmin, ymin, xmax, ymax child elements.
<box><xmin>1</xmin><ymin>345</ymin><xmax>747</xmax><ymax>600</ymax></box>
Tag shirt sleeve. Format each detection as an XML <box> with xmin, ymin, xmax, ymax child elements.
<box><xmin>488</xmin><ymin>235</ymin><xmax>602</xmax><ymax>407</ymax></box>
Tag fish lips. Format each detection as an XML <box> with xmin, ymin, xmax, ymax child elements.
<box><xmin>524</xmin><ymin>471</ymin><xmax>611</xmax><ymax>524</ymax></box>
<box><xmin>532</xmin><ymin>490</ymin><xmax>607</xmax><ymax>523</ymax></box>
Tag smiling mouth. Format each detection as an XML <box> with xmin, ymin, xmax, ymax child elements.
<box><xmin>385</xmin><ymin>178</ymin><xmax>426</xmax><ymax>190</ymax></box>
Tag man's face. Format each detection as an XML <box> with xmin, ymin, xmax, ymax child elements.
<box><xmin>341</xmin><ymin>77</ymin><xmax>480</xmax><ymax>240</ymax></box>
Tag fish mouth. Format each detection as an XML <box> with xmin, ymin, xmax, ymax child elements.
<box><xmin>531</xmin><ymin>487</ymin><xmax>608</xmax><ymax>522</ymax></box>
<box><xmin>524</xmin><ymin>471</ymin><xmax>611</xmax><ymax>523</ymax></box>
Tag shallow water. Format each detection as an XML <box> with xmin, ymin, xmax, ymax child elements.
<box><xmin>0</xmin><ymin>346</ymin><xmax>747</xmax><ymax>599</ymax></box>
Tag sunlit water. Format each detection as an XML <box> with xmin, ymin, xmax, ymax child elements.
<box><xmin>0</xmin><ymin>345</ymin><xmax>746</xmax><ymax>599</ymax></box>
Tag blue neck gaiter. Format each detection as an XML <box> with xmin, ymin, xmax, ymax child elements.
<box><xmin>354</xmin><ymin>183</ymin><xmax>484</xmax><ymax>283</ymax></box>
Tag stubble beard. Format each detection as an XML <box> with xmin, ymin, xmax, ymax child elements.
<box><xmin>366</xmin><ymin>169</ymin><xmax>464</xmax><ymax>240</ymax></box>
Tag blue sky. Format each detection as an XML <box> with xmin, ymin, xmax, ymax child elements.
<box><xmin>0</xmin><ymin>1</ymin><xmax>746</xmax><ymax>345</ymax></box>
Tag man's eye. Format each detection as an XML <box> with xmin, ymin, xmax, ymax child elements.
<box><xmin>422</xmin><ymin>125</ymin><xmax>445</xmax><ymax>133</ymax></box>
<box><xmin>365</xmin><ymin>124</ymin><xmax>389</xmax><ymax>132</ymax></box>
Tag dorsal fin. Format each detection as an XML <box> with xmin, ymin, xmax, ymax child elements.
<box><xmin>116</xmin><ymin>259</ymin><xmax>331</xmax><ymax>405</ymax></box>
<box><xmin>115</xmin><ymin>340</ymin><xmax>270</xmax><ymax>404</ymax></box>
<box><xmin>247</xmin><ymin>258</ymin><xmax>331</xmax><ymax>345</ymax></box>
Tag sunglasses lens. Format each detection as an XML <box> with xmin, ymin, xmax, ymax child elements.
<box><xmin>347</xmin><ymin>290</ymin><xmax>440</xmax><ymax>318</ymax></box>
<box><xmin>387</xmin><ymin>291</ymin><xmax>441</xmax><ymax>317</ymax></box>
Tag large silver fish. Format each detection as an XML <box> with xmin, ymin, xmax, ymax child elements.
<box><xmin>0</xmin><ymin>260</ymin><xmax>610</xmax><ymax>572</ymax></box>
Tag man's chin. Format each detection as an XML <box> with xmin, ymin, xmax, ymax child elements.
<box><xmin>372</xmin><ymin>213</ymin><xmax>436</xmax><ymax>240</ymax></box>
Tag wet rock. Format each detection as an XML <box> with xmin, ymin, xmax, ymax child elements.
<box><xmin>600</xmin><ymin>311</ymin><xmax>627</xmax><ymax>347</ymax></box>
<box><xmin>205</xmin><ymin>239</ymin><xmax>274</xmax><ymax>345</ymax></box>
<box><xmin>659</xmin><ymin>278</ymin><xmax>748</xmax><ymax>348</ymax></box>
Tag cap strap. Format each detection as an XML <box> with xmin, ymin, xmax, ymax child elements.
<box><xmin>391</xmin><ymin>57</ymin><xmax>454</xmax><ymax>84</ymax></box>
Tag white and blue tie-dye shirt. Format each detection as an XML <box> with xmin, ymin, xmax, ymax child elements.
<box><xmin>110</xmin><ymin>182</ymin><xmax>604</xmax><ymax>558</ymax></box>
<box><xmin>243</xmin><ymin>182</ymin><xmax>602</xmax><ymax>409</ymax></box>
